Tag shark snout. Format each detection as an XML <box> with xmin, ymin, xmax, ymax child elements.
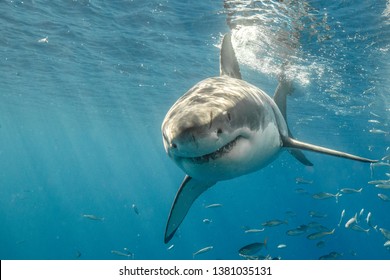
<box><xmin>162</xmin><ymin>131</ymin><xmax>176</xmax><ymax>155</ymax></box>
<box><xmin>165</xmin><ymin>132</ymin><xmax>199</xmax><ymax>157</ymax></box>
<box><xmin>162</xmin><ymin>108</ymin><xmax>233</xmax><ymax>158</ymax></box>
<box><xmin>162</xmin><ymin>129</ymin><xmax>184</xmax><ymax>154</ymax></box>
<box><xmin>163</xmin><ymin>132</ymin><xmax>177</xmax><ymax>149</ymax></box>
<box><xmin>163</xmin><ymin>126</ymin><xmax>224</xmax><ymax>158</ymax></box>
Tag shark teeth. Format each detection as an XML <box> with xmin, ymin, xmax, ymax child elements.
<box><xmin>191</xmin><ymin>137</ymin><xmax>240</xmax><ymax>164</ymax></box>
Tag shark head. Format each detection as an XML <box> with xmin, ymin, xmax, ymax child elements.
<box><xmin>162</xmin><ymin>92</ymin><xmax>238</xmax><ymax>159</ymax></box>
<box><xmin>162</xmin><ymin>76</ymin><xmax>283</xmax><ymax>181</ymax></box>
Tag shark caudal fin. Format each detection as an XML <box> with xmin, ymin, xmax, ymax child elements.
<box><xmin>282</xmin><ymin>136</ymin><xmax>378</xmax><ymax>163</ymax></box>
<box><xmin>220</xmin><ymin>33</ymin><xmax>242</xmax><ymax>79</ymax></box>
<box><xmin>164</xmin><ymin>176</ymin><xmax>215</xmax><ymax>243</ymax></box>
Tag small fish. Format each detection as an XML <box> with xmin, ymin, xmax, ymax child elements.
<box><xmin>38</xmin><ymin>36</ymin><xmax>48</xmax><ymax>43</ymax></box>
<box><xmin>359</xmin><ymin>208</ymin><xmax>365</xmax><ymax>219</ymax></box>
<box><xmin>382</xmin><ymin>155</ymin><xmax>390</xmax><ymax>161</ymax></box>
<box><xmin>369</xmin><ymin>129</ymin><xmax>388</xmax><ymax>135</ymax></box>
<box><xmin>316</xmin><ymin>241</ymin><xmax>326</xmax><ymax>248</ymax></box>
<box><xmin>82</xmin><ymin>214</ymin><xmax>104</xmax><ymax>221</ymax></box>
<box><xmin>312</xmin><ymin>192</ymin><xmax>340</xmax><ymax>201</ymax></box>
<box><xmin>167</xmin><ymin>244</ymin><xmax>175</xmax><ymax>250</ymax></box>
<box><xmin>368</xmin><ymin>179</ymin><xmax>390</xmax><ymax>185</ymax></box>
<box><xmin>244</xmin><ymin>228</ymin><xmax>265</xmax><ymax>233</ymax></box>
<box><xmin>319</xmin><ymin>251</ymin><xmax>342</xmax><ymax>260</ymax></box>
<box><xmin>286</xmin><ymin>228</ymin><xmax>306</xmax><ymax>236</ymax></box>
<box><xmin>350</xmin><ymin>224</ymin><xmax>370</xmax><ymax>233</ymax></box>
<box><xmin>123</xmin><ymin>248</ymin><xmax>133</xmax><ymax>254</ymax></box>
<box><xmin>295</xmin><ymin>177</ymin><xmax>313</xmax><ymax>184</ymax></box>
<box><xmin>132</xmin><ymin>204</ymin><xmax>139</xmax><ymax>215</ymax></box>
<box><xmin>366</xmin><ymin>212</ymin><xmax>378</xmax><ymax>231</ymax></box>
<box><xmin>297</xmin><ymin>224</ymin><xmax>309</xmax><ymax>231</ymax></box>
<box><xmin>345</xmin><ymin>213</ymin><xmax>357</xmax><ymax>228</ymax></box>
<box><xmin>369</xmin><ymin>111</ymin><xmax>381</xmax><ymax>118</ymax></box>
<box><xmin>384</xmin><ymin>240</ymin><xmax>390</xmax><ymax>247</ymax></box>
<box><xmin>378</xmin><ymin>193</ymin><xmax>390</xmax><ymax>202</ymax></box>
<box><xmin>375</xmin><ymin>184</ymin><xmax>390</xmax><ymax>189</ymax></box>
<box><xmin>238</xmin><ymin>239</ymin><xmax>267</xmax><ymax>256</ymax></box>
<box><xmin>193</xmin><ymin>246</ymin><xmax>213</xmax><ymax>257</ymax></box>
<box><xmin>307</xmin><ymin>229</ymin><xmax>335</xmax><ymax>240</ymax></box>
<box><xmin>307</xmin><ymin>222</ymin><xmax>328</xmax><ymax>230</ymax></box>
<box><xmin>285</xmin><ymin>210</ymin><xmax>297</xmax><ymax>217</ymax></box>
<box><xmin>294</xmin><ymin>187</ymin><xmax>308</xmax><ymax>194</ymax></box>
<box><xmin>365</xmin><ymin>212</ymin><xmax>371</xmax><ymax>224</ymax></box>
<box><xmin>111</xmin><ymin>250</ymin><xmax>133</xmax><ymax>258</ymax></box>
<box><xmin>205</xmin><ymin>203</ymin><xmax>223</xmax><ymax>208</ymax></box>
<box><xmin>309</xmin><ymin>210</ymin><xmax>327</xmax><ymax>218</ymax></box>
<box><xmin>339</xmin><ymin>187</ymin><xmax>363</xmax><ymax>194</ymax></box>
<box><xmin>379</xmin><ymin>228</ymin><xmax>390</xmax><ymax>240</ymax></box>
<box><xmin>368</xmin><ymin>119</ymin><xmax>381</xmax><ymax>124</ymax></box>
<box><xmin>277</xmin><ymin>244</ymin><xmax>287</xmax><ymax>249</ymax></box>
<box><xmin>202</xmin><ymin>218</ymin><xmax>212</xmax><ymax>224</ymax></box>
<box><xmin>337</xmin><ymin>209</ymin><xmax>345</xmax><ymax>227</ymax></box>
<box><xmin>262</xmin><ymin>219</ymin><xmax>288</xmax><ymax>227</ymax></box>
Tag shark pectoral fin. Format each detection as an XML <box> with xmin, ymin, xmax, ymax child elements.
<box><xmin>282</xmin><ymin>136</ymin><xmax>378</xmax><ymax>163</ymax></box>
<box><xmin>220</xmin><ymin>33</ymin><xmax>242</xmax><ymax>79</ymax></box>
<box><xmin>289</xmin><ymin>148</ymin><xmax>313</xmax><ymax>166</ymax></box>
<box><xmin>286</xmin><ymin>128</ymin><xmax>313</xmax><ymax>166</ymax></box>
<box><xmin>164</xmin><ymin>175</ymin><xmax>216</xmax><ymax>243</ymax></box>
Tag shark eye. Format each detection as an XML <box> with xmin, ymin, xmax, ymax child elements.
<box><xmin>226</xmin><ymin>112</ymin><xmax>231</xmax><ymax>122</ymax></box>
<box><xmin>222</xmin><ymin>111</ymin><xmax>232</xmax><ymax>122</ymax></box>
<box><xmin>217</xmin><ymin>128</ymin><xmax>223</xmax><ymax>135</ymax></box>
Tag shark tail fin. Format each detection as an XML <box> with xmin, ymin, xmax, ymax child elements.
<box><xmin>164</xmin><ymin>176</ymin><xmax>215</xmax><ymax>243</ymax></box>
<box><xmin>220</xmin><ymin>33</ymin><xmax>242</xmax><ymax>79</ymax></box>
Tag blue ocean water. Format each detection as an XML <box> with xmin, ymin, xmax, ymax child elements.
<box><xmin>0</xmin><ymin>0</ymin><xmax>389</xmax><ymax>260</ymax></box>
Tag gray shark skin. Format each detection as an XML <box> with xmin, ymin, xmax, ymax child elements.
<box><xmin>161</xmin><ymin>33</ymin><xmax>376</xmax><ymax>243</ymax></box>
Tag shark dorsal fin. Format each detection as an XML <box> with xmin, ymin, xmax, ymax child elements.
<box><xmin>273</xmin><ymin>78</ymin><xmax>313</xmax><ymax>166</ymax></box>
<box><xmin>220</xmin><ymin>33</ymin><xmax>242</xmax><ymax>79</ymax></box>
<box><xmin>273</xmin><ymin>79</ymin><xmax>292</xmax><ymax>121</ymax></box>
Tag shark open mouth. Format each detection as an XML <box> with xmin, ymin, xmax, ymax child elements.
<box><xmin>190</xmin><ymin>136</ymin><xmax>241</xmax><ymax>164</ymax></box>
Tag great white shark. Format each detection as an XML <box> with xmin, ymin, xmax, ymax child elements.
<box><xmin>161</xmin><ymin>33</ymin><xmax>377</xmax><ymax>243</ymax></box>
